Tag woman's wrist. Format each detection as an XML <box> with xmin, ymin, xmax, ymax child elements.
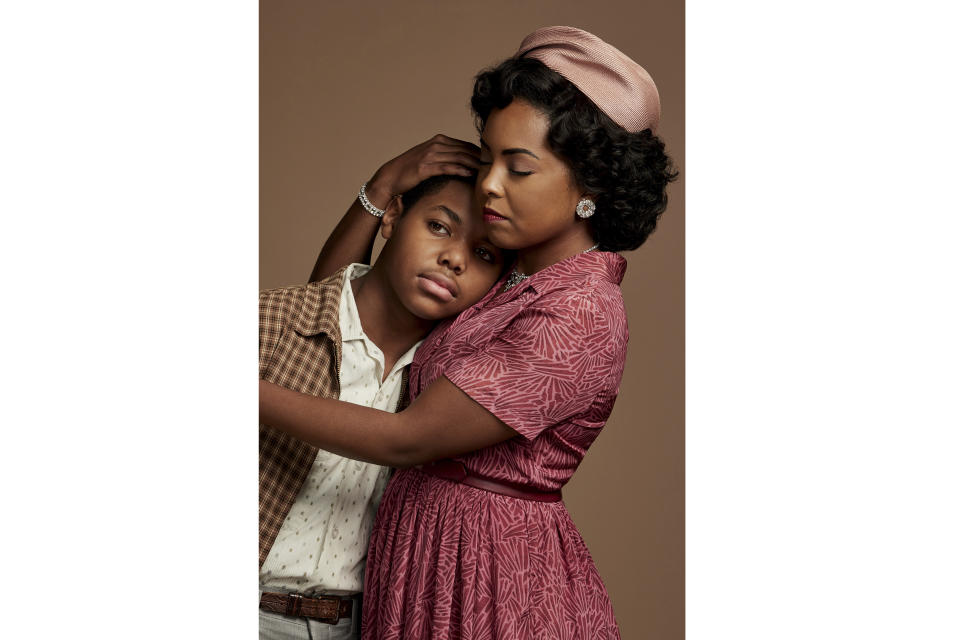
<box><xmin>363</xmin><ymin>173</ymin><xmax>394</xmax><ymax>210</ymax></box>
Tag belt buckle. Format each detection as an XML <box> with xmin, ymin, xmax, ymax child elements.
<box><xmin>315</xmin><ymin>595</ymin><xmax>341</xmax><ymax>625</ymax></box>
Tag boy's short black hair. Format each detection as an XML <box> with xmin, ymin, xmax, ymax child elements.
<box><xmin>470</xmin><ymin>56</ymin><xmax>678</xmax><ymax>251</ymax></box>
<box><xmin>400</xmin><ymin>174</ymin><xmax>476</xmax><ymax>213</ymax></box>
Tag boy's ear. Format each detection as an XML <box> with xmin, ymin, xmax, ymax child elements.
<box><xmin>380</xmin><ymin>196</ymin><xmax>404</xmax><ymax>240</ymax></box>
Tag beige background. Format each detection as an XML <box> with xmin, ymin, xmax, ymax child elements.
<box><xmin>261</xmin><ymin>1</ymin><xmax>684</xmax><ymax>637</ymax></box>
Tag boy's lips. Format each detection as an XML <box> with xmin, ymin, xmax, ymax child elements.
<box><xmin>417</xmin><ymin>272</ymin><xmax>458</xmax><ymax>302</ymax></box>
<box><xmin>483</xmin><ymin>207</ymin><xmax>507</xmax><ymax>222</ymax></box>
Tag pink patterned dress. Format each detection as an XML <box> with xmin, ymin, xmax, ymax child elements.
<box><xmin>362</xmin><ymin>251</ymin><xmax>628</xmax><ymax>639</ymax></box>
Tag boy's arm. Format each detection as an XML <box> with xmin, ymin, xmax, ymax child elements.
<box><xmin>307</xmin><ymin>134</ymin><xmax>480</xmax><ymax>282</ymax></box>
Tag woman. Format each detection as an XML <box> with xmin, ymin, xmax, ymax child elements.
<box><xmin>260</xmin><ymin>26</ymin><xmax>676</xmax><ymax>639</ymax></box>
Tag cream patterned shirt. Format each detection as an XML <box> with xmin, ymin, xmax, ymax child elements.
<box><xmin>259</xmin><ymin>264</ymin><xmax>421</xmax><ymax>595</ymax></box>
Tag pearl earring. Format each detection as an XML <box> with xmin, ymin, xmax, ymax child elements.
<box><xmin>575</xmin><ymin>198</ymin><xmax>596</xmax><ymax>219</ymax></box>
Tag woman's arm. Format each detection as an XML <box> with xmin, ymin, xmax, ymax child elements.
<box><xmin>308</xmin><ymin>134</ymin><xmax>481</xmax><ymax>282</ymax></box>
<box><xmin>307</xmin><ymin>193</ymin><xmax>384</xmax><ymax>282</ymax></box>
<box><xmin>259</xmin><ymin>376</ymin><xmax>516</xmax><ymax>467</ymax></box>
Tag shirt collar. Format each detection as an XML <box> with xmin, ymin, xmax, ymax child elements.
<box><xmin>338</xmin><ymin>263</ymin><xmax>372</xmax><ymax>343</ymax></box>
<box><xmin>393</xmin><ymin>338</ymin><xmax>422</xmax><ymax>370</ymax></box>
<box><xmin>339</xmin><ymin>263</ymin><xmax>422</xmax><ymax>372</ymax></box>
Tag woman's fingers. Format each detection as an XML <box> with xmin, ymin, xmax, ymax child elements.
<box><xmin>424</xmin><ymin>162</ymin><xmax>475</xmax><ymax>177</ymax></box>
<box><xmin>372</xmin><ymin>135</ymin><xmax>482</xmax><ymax>196</ymax></box>
<box><xmin>429</xmin><ymin>150</ymin><xmax>480</xmax><ymax>168</ymax></box>
<box><xmin>428</xmin><ymin>134</ymin><xmax>481</xmax><ymax>155</ymax></box>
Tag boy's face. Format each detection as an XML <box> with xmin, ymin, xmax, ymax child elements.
<box><xmin>379</xmin><ymin>181</ymin><xmax>504</xmax><ymax>321</ymax></box>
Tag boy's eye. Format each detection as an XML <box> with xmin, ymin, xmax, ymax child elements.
<box><xmin>475</xmin><ymin>247</ymin><xmax>497</xmax><ymax>263</ymax></box>
<box><xmin>428</xmin><ymin>221</ymin><xmax>450</xmax><ymax>235</ymax></box>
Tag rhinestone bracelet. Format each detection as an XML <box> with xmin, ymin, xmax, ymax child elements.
<box><xmin>358</xmin><ymin>182</ymin><xmax>386</xmax><ymax>218</ymax></box>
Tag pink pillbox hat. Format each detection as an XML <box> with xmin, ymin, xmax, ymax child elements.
<box><xmin>516</xmin><ymin>26</ymin><xmax>661</xmax><ymax>133</ymax></box>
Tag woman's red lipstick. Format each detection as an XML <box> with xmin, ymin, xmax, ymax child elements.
<box><xmin>483</xmin><ymin>207</ymin><xmax>506</xmax><ymax>222</ymax></box>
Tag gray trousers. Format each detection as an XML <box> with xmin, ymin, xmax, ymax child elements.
<box><xmin>258</xmin><ymin>588</ymin><xmax>361</xmax><ymax>640</ymax></box>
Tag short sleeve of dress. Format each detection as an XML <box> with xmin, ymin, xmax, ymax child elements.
<box><xmin>444</xmin><ymin>292</ymin><xmax>624</xmax><ymax>440</ymax></box>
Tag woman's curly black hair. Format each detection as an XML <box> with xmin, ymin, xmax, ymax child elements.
<box><xmin>470</xmin><ymin>57</ymin><xmax>678</xmax><ymax>251</ymax></box>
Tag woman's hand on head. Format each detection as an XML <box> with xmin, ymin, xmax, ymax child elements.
<box><xmin>307</xmin><ymin>135</ymin><xmax>478</xmax><ymax>283</ymax></box>
<box><xmin>365</xmin><ymin>134</ymin><xmax>480</xmax><ymax>208</ymax></box>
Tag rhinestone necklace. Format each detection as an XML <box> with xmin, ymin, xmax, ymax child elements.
<box><xmin>502</xmin><ymin>244</ymin><xmax>601</xmax><ymax>292</ymax></box>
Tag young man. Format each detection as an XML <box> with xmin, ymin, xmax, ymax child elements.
<box><xmin>258</xmin><ymin>174</ymin><xmax>502</xmax><ymax>640</ymax></box>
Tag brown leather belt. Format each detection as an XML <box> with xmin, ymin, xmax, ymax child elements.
<box><xmin>419</xmin><ymin>459</ymin><xmax>562</xmax><ymax>503</ymax></box>
<box><xmin>259</xmin><ymin>591</ymin><xmax>353</xmax><ymax>624</ymax></box>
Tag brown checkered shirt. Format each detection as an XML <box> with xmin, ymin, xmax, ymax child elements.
<box><xmin>258</xmin><ymin>266</ymin><xmax>408</xmax><ymax>567</ymax></box>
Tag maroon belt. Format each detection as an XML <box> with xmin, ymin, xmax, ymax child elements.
<box><xmin>419</xmin><ymin>459</ymin><xmax>562</xmax><ymax>503</ymax></box>
<box><xmin>259</xmin><ymin>592</ymin><xmax>352</xmax><ymax>624</ymax></box>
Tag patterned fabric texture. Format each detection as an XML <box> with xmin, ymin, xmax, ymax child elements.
<box><xmin>258</xmin><ymin>268</ymin><xmax>412</xmax><ymax>568</ymax></box>
<box><xmin>259</xmin><ymin>268</ymin><xmax>346</xmax><ymax>568</ymax></box>
<box><xmin>362</xmin><ymin>251</ymin><xmax>629</xmax><ymax>640</ymax></box>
